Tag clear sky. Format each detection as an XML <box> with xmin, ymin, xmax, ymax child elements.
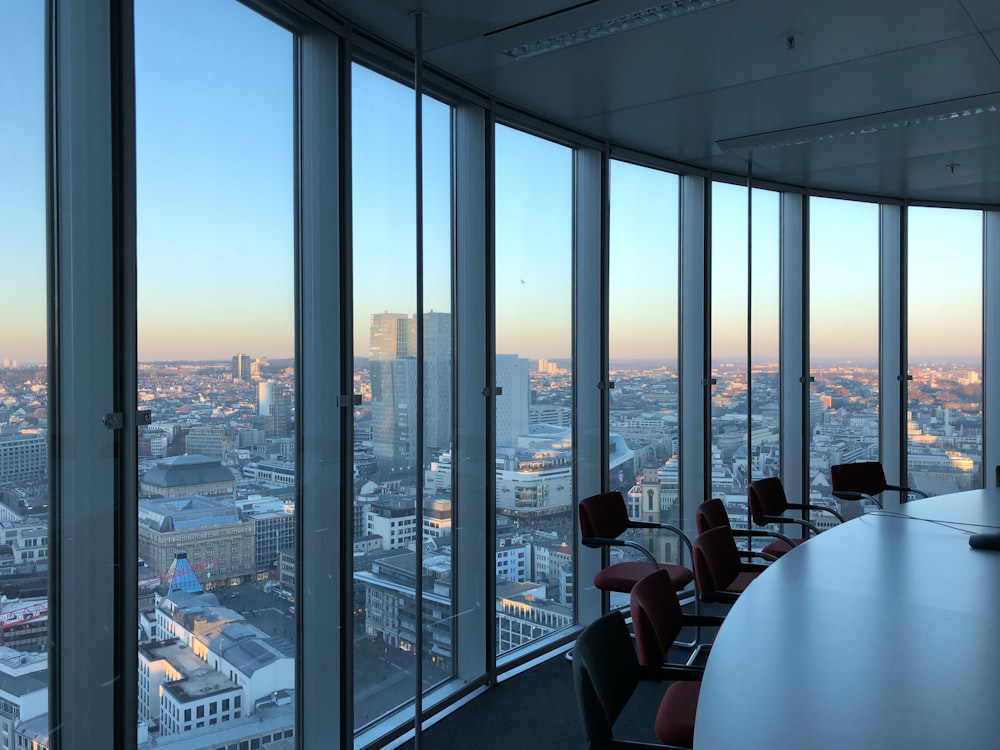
<box><xmin>0</xmin><ymin>2</ymin><xmax>46</xmax><ymax>365</ymax></box>
<box><xmin>0</xmin><ymin>0</ymin><xmax>987</xmax><ymax>366</ymax></box>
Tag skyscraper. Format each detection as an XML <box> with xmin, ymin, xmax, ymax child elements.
<box><xmin>423</xmin><ymin>311</ymin><xmax>452</xmax><ymax>458</ymax></box>
<box><xmin>495</xmin><ymin>355</ymin><xmax>530</xmax><ymax>448</ymax></box>
<box><xmin>370</xmin><ymin>313</ymin><xmax>417</xmax><ymax>469</ymax></box>
<box><xmin>231</xmin><ymin>353</ymin><xmax>251</xmax><ymax>381</ymax></box>
<box><xmin>257</xmin><ymin>380</ymin><xmax>274</xmax><ymax>417</ymax></box>
<box><xmin>266</xmin><ymin>383</ymin><xmax>292</xmax><ymax>438</ymax></box>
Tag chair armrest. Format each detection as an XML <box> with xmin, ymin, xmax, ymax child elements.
<box><xmin>640</xmin><ymin>664</ymin><xmax>705</xmax><ymax>682</ymax></box>
<box><xmin>832</xmin><ymin>490</ymin><xmax>865</xmax><ymax>501</ymax></box>
<box><xmin>748</xmin><ymin>551</ymin><xmax>778</xmax><ymax>562</ymax></box>
<box><xmin>886</xmin><ymin>483</ymin><xmax>929</xmax><ymax>499</ymax></box>
<box><xmin>759</xmin><ymin>514</ymin><xmax>821</xmax><ymax>538</ymax></box>
<box><xmin>739</xmin><ymin>563</ymin><xmax>769</xmax><ymax>573</ymax></box>
<box><xmin>581</xmin><ymin>536</ymin><xmax>623</xmax><ymax>549</ymax></box>
<box><xmin>583</xmin><ymin>537</ymin><xmax>659</xmax><ymax>567</ymax></box>
<box><xmin>629</xmin><ymin>520</ymin><xmax>695</xmax><ymax>559</ymax></box>
<box><xmin>681</xmin><ymin>614</ymin><xmax>726</xmax><ymax>629</ymax></box>
<box><xmin>787</xmin><ymin>502</ymin><xmax>845</xmax><ymax>523</ymax></box>
<box><xmin>702</xmin><ymin>591</ymin><xmax>740</xmax><ymax>605</ymax></box>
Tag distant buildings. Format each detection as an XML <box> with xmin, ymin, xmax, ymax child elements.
<box><xmin>0</xmin><ymin>434</ymin><xmax>46</xmax><ymax>485</ymax></box>
<box><xmin>138</xmin><ymin>496</ymin><xmax>255</xmax><ymax>585</ymax></box>
<box><xmin>231</xmin><ymin>353</ymin><xmax>251</xmax><ymax>381</ymax></box>
<box><xmin>369</xmin><ymin>312</ymin><xmax>452</xmax><ymax>470</ymax></box>
<box><xmin>495</xmin><ymin>355</ymin><xmax>530</xmax><ymax>448</ymax></box>
<box><xmin>0</xmin><ymin>646</ymin><xmax>47</xmax><ymax>750</ymax></box>
<box><xmin>140</xmin><ymin>455</ymin><xmax>238</xmax><ymax>499</ymax></box>
<box><xmin>140</xmin><ymin>589</ymin><xmax>293</xmax><ymax>741</ymax></box>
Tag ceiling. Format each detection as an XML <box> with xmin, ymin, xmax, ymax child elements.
<box><xmin>320</xmin><ymin>0</ymin><xmax>1000</xmax><ymax>205</ymax></box>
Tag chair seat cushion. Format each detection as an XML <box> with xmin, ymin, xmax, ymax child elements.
<box><xmin>594</xmin><ymin>562</ymin><xmax>694</xmax><ymax>593</ymax></box>
<box><xmin>654</xmin><ymin>680</ymin><xmax>700</xmax><ymax>747</ymax></box>
<box><xmin>723</xmin><ymin>570</ymin><xmax>759</xmax><ymax>595</ymax></box>
<box><xmin>762</xmin><ymin>538</ymin><xmax>803</xmax><ymax>558</ymax></box>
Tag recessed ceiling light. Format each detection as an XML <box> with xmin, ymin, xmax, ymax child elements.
<box><xmin>502</xmin><ymin>0</ymin><xmax>735</xmax><ymax>60</ymax></box>
<box><xmin>716</xmin><ymin>93</ymin><xmax>1000</xmax><ymax>153</ymax></box>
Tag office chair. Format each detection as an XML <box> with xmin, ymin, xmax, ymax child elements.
<box><xmin>747</xmin><ymin>477</ymin><xmax>844</xmax><ymax>555</ymax></box>
<box><xmin>692</xmin><ymin>526</ymin><xmax>768</xmax><ymax>605</ymax></box>
<box><xmin>830</xmin><ymin>461</ymin><xmax>928</xmax><ymax>509</ymax></box>
<box><xmin>694</xmin><ymin>498</ymin><xmax>783</xmax><ymax>561</ymax></box>
<box><xmin>578</xmin><ymin>490</ymin><xmax>695</xmax><ymax>595</ymax></box>
<box><xmin>630</xmin><ymin>569</ymin><xmax>724</xmax><ymax>678</ymax></box>
<box><xmin>573</xmin><ymin>610</ymin><xmax>702</xmax><ymax>749</ymax></box>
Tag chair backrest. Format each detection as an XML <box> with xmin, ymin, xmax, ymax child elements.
<box><xmin>579</xmin><ymin>491</ymin><xmax>631</xmax><ymax>540</ymax></box>
<box><xmin>695</xmin><ymin>498</ymin><xmax>731</xmax><ymax>534</ymax></box>
<box><xmin>747</xmin><ymin>477</ymin><xmax>788</xmax><ymax>526</ymax></box>
<box><xmin>573</xmin><ymin>610</ymin><xmax>640</xmax><ymax>745</ymax></box>
<box><xmin>630</xmin><ymin>569</ymin><xmax>683</xmax><ymax>668</ymax></box>
<box><xmin>831</xmin><ymin>461</ymin><xmax>887</xmax><ymax>497</ymax></box>
<box><xmin>693</xmin><ymin>527</ymin><xmax>742</xmax><ymax>596</ymax></box>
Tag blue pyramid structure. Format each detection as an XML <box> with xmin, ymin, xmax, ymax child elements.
<box><xmin>161</xmin><ymin>552</ymin><xmax>204</xmax><ymax>594</ymax></box>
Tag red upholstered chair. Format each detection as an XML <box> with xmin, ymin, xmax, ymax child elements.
<box><xmin>747</xmin><ymin>477</ymin><xmax>844</xmax><ymax>557</ymax></box>
<box><xmin>630</xmin><ymin>570</ymin><xmax>724</xmax><ymax>678</ymax></box>
<box><xmin>573</xmin><ymin>610</ymin><xmax>703</xmax><ymax>749</ymax></box>
<box><xmin>692</xmin><ymin>526</ymin><xmax>768</xmax><ymax>604</ymax></box>
<box><xmin>694</xmin><ymin>498</ymin><xmax>783</xmax><ymax>561</ymax></box>
<box><xmin>578</xmin><ymin>491</ymin><xmax>694</xmax><ymax>595</ymax></box>
<box><xmin>831</xmin><ymin>461</ymin><xmax>928</xmax><ymax>509</ymax></box>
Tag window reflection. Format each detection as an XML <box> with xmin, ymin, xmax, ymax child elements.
<box><xmin>809</xmin><ymin>197</ymin><xmax>880</xmax><ymax>520</ymax></box>
<box><xmin>608</xmin><ymin>160</ymin><xmax>680</xmax><ymax>599</ymax></box>
<box><xmin>494</xmin><ymin>124</ymin><xmax>574</xmax><ymax>655</ymax></box>
<box><xmin>135</xmin><ymin>2</ymin><xmax>295</xmax><ymax>745</ymax></box>
<box><xmin>0</xmin><ymin>5</ymin><xmax>50</xmax><ymax>748</ymax></box>
<box><xmin>907</xmin><ymin>207</ymin><xmax>983</xmax><ymax>495</ymax></box>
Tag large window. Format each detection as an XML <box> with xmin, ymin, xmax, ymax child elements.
<box><xmin>351</xmin><ymin>63</ymin><xmax>455</xmax><ymax>730</ymax></box>
<box><xmin>0</xmin><ymin>1</ymin><xmax>50</xmax><ymax>710</ymax></box>
<box><xmin>710</xmin><ymin>183</ymin><xmax>780</xmax><ymax>539</ymax></box>
<box><xmin>608</xmin><ymin>160</ymin><xmax>680</xmax><ymax>570</ymax></box>
<box><xmin>494</xmin><ymin>124</ymin><xmax>574</xmax><ymax>656</ymax></box>
<box><xmin>907</xmin><ymin>207</ymin><xmax>983</xmax><ymax>495</ymax></box>
<box><xmin>135</xmin><ymin>2</ymin><xmax>295</xmax><ymax>743</ymax></box>
<box><xmin>809</xmin><ymin>197</ymin><xmax>880</xmax><ymax>519</ymax></box>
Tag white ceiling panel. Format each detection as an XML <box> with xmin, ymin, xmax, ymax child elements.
<box><xmin>320</xmin><ymin>0</ymin><xmax>1000</xmax><ymax>204</ymax></box>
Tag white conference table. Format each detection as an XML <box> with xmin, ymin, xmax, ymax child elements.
<box><xmin>693</xmin><ymin>488</ymin><xmax>1000</xmax><ymax>750</ymax></box>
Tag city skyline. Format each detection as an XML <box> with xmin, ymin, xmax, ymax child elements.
<box><xmin>1</xmin><ymin>3</ymin><xmax>988</xmax><ymax>364</ymax></box>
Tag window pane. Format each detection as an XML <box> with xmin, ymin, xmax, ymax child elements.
<box><xmin>351</xmin><ymin>64</ymin><xmax>456</xmax><ymax>731</ymax></box>
<box><xmin>809</xmin><ymin>198</ymin><xmax>880</xmax><ymax>520</ymax></box>
<box><xmin>907</xmin><ymin>207</ymin><xmax>983</xmax><ymax>495</ymax></box>
<box><xmin>609</xmin><ymin>160</ymin><xmax>680</xmax><ymax>604</ymax></box>
<box><xmin>710</xmin><ymin>184</ymin><xmax>780</xmax><ymax>541</ymax></box>
<box><xmin>0</xmin><ymin>4</ymin><xmax>50</xmax><ymax>730</ymax></box>
<box><xmin>494</xmin><ymin>125</ymin><xmax>574</xmax><ymax>657</ymax></box>
<box><xmin>135</xmin><ymin>3</ymin><xmax>295</xmax><ymax>745</ymax></box>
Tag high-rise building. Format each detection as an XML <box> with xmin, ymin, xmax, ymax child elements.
<box><xmin>231</xmin><ymin>353</ymin><xmax>251</xmax><ymax>381</ymax></box>
<box><xmin>257</xmin><ymin>380</ymin><xmax>274</xmax><ymax>417</ymax></box>
<box><xmin>495</xmin><ymin>355</ymin><xmax>530</xmax><ymax>448</ymax></box>
<box><xmin>423</xmin><ymin>312</ymin><xmax>452</xmax><ymax>458</ymax></box>
<box><xmin>370</xmin><ymin>313</ymin><xmax>417</xmax><ymax>470</ymax></box>
<box><xmin>265</xmin><ymin>384</ymin><xmax>291</xmax><ymax>439</ymax></box>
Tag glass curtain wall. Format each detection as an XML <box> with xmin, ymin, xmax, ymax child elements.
<box><xmin>135</xmin><ymin>2</ymin><xmax>296</xmax><ymax>744</ymax></box>
<box><xmin>907</xmin><ymin>207</ymin><xmax>983</xmax><ymax>495</ymax></box>
<box><xmin>608</xmin><ymin>160</ymin><xmax>681</xmax><ymax>581</ymax></box>
<box><xmin>0</xmin><ymin>4</ymin><xmax>50</xmax><ymax>726</ymax></box>
<box><xmin>494</xmin><ymin>124</ymin><xmax>574</xmax><ymax>656</ymax></box>
<box><xmin>809</xmin><ymin>197</ymin><xmax>880</xmax><ymax>521</ymax></box>
<box><xmin>710</xmin><ymin>183</ymin><xmax>780</xmax><ymax>541</ymax></box>
<box><xmin>351</xmin><ymin>63</ymin><xmax>456</xmax><ymax>730</ymax></box>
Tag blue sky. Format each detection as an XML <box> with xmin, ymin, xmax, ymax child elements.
<box><xmin>0</xmin><ymin>0</ymin><xmax>985</xmax><ymax>365</ymax></box>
